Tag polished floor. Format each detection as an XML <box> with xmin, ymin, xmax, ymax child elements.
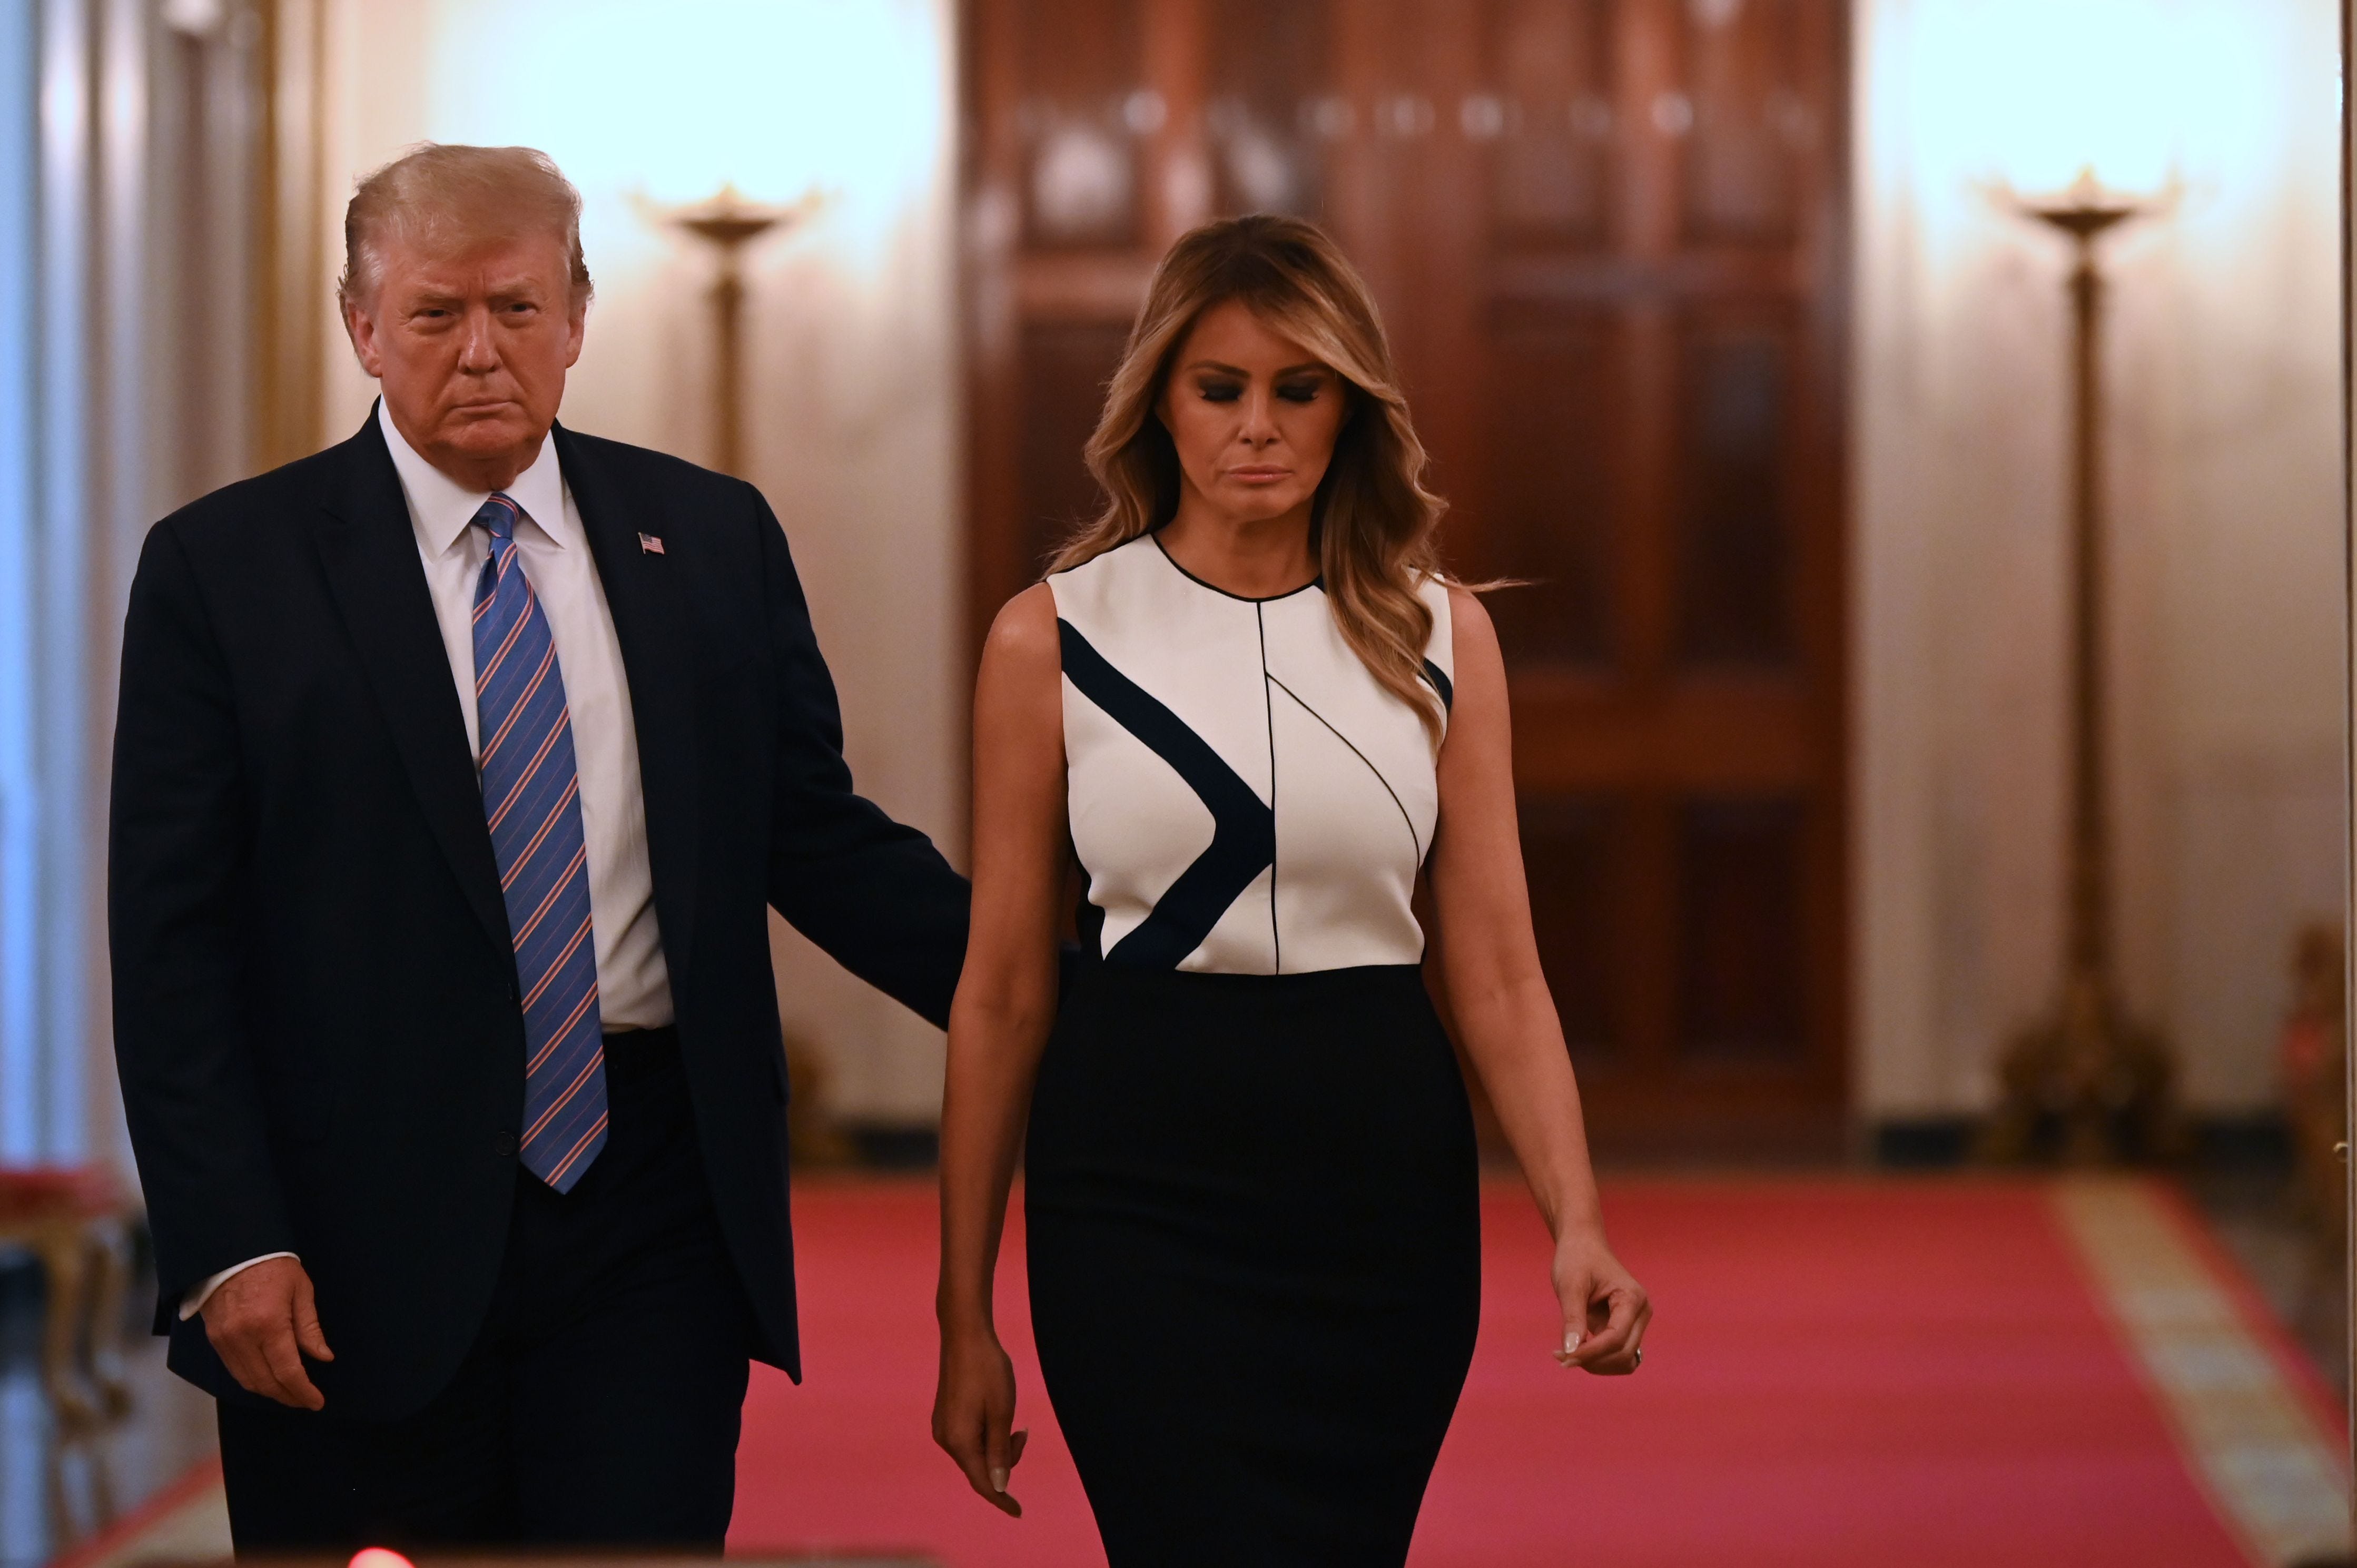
<box><xmin>2196</xmin><ymin>1163</ymin><xmax>2352</xmax><ymax>1399</ymax></box>
<box><xmin>0</xmin><ymin>1262</ymin><xmax>213</xmax><ymax>1568</ymax></box>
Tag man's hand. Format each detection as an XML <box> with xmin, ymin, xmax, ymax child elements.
<box><xmin>201</xmin><ymin>1256</ymin><xmax>333</xmax><ymax>1409</ymax></box>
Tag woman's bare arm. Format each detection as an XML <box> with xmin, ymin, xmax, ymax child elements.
<box><xmin>1425</xmin><ymin>587</ymin><xmax>1649</xmax><ymax>1373</ymax></box>
<box><xmin>933</xmin><ymin>583</ymin><xmax>1069</xmax><ymax>1512</ymax></box>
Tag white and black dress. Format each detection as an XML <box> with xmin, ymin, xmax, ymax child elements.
<box><xmin>1024</xmin><ymin>534</ymin><xmax>1481</xmax><ymax>1565</ymax></box>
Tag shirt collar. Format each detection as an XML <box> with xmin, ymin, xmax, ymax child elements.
<box><xmin>376</xmin><ymin>398</ymin><xmax>571</xmax><ymax>558</ymax></box>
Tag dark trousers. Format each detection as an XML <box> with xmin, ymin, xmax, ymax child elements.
<box><xmin>216</xmin><ymin>1027</ymin><xmax>756</xmax><ymax>1554</ymax></box>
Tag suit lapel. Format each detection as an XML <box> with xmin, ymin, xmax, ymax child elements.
<box><xmin>312</xmin><ymin>411</ymin><xmax>513</xmax><ymax>958</ymax></box>
<box><xmin>556</xmin><ymin>424</ymin><xmax>702</xmax><ymax>986</ymax></box>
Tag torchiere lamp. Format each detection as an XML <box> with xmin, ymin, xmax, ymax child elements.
<box><xmin>1980</xmin><ymin>168</ymin><xmax>2184</xmax><ymax>1166</ymax></box>
<box><xmin>637</xmin><ymin>193</ymin><xmax>860</xmax><ymax>1161</ymax></box>
<box><xmin>641</xmin><ymin>184</ymin><xmax>824</xmax><ymax>478</ymax></box>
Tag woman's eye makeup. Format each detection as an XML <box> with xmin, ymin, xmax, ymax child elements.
<box><xmin>1191</xmin><ymin>376</ymin><xmax>1326</xmax><ymax>403</ymax></box>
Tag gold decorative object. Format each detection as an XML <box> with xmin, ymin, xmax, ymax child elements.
<box><xmin>1980</xmin><ymin>170</ymin><xmax>2184</xmax><ymax>1166</ymax></box>
<box><xmin>782</xmin><ymin>1027</ymin><xmax>859</xmax><ymax>1169</ymax></box>
<box><xmin>2279</xmin><ymin>924</ymin><xmax>2348</xmax><ymax>1316</ymax></box>
<box><xmin>639</xmin><ymin>184</ymin><xmax>824</xmax><ymax>478</ymax></box>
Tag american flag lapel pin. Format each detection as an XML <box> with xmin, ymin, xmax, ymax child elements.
<box><xmin>638</xmin><ymin>532</ymin><xmax>666</xmax><ymax>555</ymax></box>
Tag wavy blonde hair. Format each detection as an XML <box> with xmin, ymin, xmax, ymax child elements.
<box><xmin>1048</xmin><ymin>214</ymin><xmax>1451</xmax><ymax>743</ymax></box>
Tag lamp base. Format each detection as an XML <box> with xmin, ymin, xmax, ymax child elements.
<box><xmin>1979</xmin><ymin>977</ymin><xmax>2185</xmax><ymax>1166</ymax></box>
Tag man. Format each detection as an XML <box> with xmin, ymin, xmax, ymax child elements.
<box><xmin>109</xmin><ymin>144</ymin><xmax>969</xmax><ymax>1551</ymax></box>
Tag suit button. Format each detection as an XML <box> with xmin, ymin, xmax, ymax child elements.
<box><xmin>493</xmin><ymin>1131</ymin><xmax>518</xmax><ymax>1159</ymax></box>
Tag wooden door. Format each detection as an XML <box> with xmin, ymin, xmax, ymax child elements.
<box><xmin>964</xmin><ymin>0</ymin><xmax>1848</xmax><ymax>1157</ymax></box>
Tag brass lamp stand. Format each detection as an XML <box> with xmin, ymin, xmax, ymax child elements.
<box><xmin>1981</xmin><ymin>171</ymin><xmax>2184</xmax><ymax>1166</ymax></box>
<box><xmin>640</xmin><ymin>185</ymin><xmax>850</xmax><ymax>1164</ymax></box>
<box><xmin>648</xmin><ymin>185</ymin><xmax>823</xmax><ymax>478</ymax></box>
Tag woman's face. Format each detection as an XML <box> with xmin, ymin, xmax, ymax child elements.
<box><xmin>1157</xmin><ymin>299</ymin><xmax>1349</xmax><ymax>528</ymax></box>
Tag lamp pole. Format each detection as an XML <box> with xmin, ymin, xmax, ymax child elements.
<box><xmin>659</xmin><ymin>186</ymin><xmax>821</xmax><ymax>478</ymax></box>
<box><xmin>640</xmin><ymin>185</ymin><xmax>850</xmax><ymax>1167</ymax></box>
<box><xmin>1981</xmin><ymin>173</ymin><xmax>2181</xmax><ymax>1166</ymax></box>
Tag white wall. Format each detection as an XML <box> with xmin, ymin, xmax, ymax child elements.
<box><xmin>315</xmin><ymin>0</ymin><xmax>964</xmax><ymax>1121</ymax></box>
<box><xmin>1853</xmin><ymin>0</ymin><xmax>2346</xmax><ymax>1116</ymax></box>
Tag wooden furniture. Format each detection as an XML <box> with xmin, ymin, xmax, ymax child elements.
<box><xmin>0</xmin><ymin>1164</ymin><xmax>135</xmax><ymax>1434</ymax></box>
<box><xmin>964</xmin><ymin>0</ymin><xmax>1851</xmax><ymax>1156</ymax></box>
<box><xmin>2277</xmin><ymin>925</ymin><xmax>2347</xmax><ymax>1270</ymax></box>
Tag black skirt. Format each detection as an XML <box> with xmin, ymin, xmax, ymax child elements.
<box><xmin>1025</xmin><ymin>962</ymin><xmax>1481</xmax><ymax>1566</ymax></box>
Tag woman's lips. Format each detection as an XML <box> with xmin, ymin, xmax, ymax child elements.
<box><xmin>1227</xmin><ymin>466</ymin><xmax>1291</xmax><ymax>484</ymax></box>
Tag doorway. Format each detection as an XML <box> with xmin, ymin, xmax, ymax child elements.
<box><xmin>964</xmin><ymin>0</ymin><xmax>1849</xmax><ymax>1157</ymax></box>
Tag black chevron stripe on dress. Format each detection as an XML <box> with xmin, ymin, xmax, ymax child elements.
<box><xmin>1057</xmin><ymin>619</ymin><xmax>1275</xmax><ymax>968</ymax></box>
<box><xmin>1421</xmin><ymin>657</ymin><xmax>1453</xmax><ymax>710</ymax></box>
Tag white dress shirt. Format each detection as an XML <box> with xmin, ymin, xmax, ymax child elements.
<box><xmin>377</xmin><ymin>401</ymin><xmax>672</xmax><ymax>1029</ymax></box>
<box><xmin>182</xmin><ymin>403</ymin><xmax>673</xmax><ymax>1320</ymax></box>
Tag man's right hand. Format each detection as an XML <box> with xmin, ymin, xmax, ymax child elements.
<box><xmin>200</xmin><ymin>1256</ymin><xmax>333</xmax><ymax>1409</ymax></box>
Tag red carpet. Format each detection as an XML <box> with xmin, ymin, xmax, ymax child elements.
<box><xmin>728</xmin><ymin>1177</ymin><xmax>2341</xmax><ymax>1567</ymax></box>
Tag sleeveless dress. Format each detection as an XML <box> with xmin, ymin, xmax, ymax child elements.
<box><xmin>1025</xmin><ymin>534</ymin><xmax>1481</xmax><ymax>1565</ymax></box>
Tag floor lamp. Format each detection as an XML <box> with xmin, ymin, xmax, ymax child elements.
<box><xmin>652</xmin><ymin>185</ymin><xmax>823</xmax><ymax>478</ymax></box>
<box><xmin>643</xmin><ymin>185</ymin><xmax>851</xmax><ymax>1165</ymax></box>
<box><xmin>1981</xmin><ymin>171</ymin><xmax>2183</xmax><ymax>1166</ymax></box>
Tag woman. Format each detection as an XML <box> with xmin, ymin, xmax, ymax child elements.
<box><xmin>933</xmin><ymin>214</ymin><xmax>1648</xmax><ymax>1564</ymax></box>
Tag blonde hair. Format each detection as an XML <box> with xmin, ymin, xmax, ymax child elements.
<box><xmin>1050</xmin><ymin>215</ymin><xmax>1451</xmax><ymax>743</ymax></box>
<box><xmin>338</xmin><ymin>143</ymin><xmax>592</xmax><ymax>310</ymax></box>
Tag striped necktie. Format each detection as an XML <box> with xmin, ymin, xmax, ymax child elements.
<box><xmin>472</xmin><ymin>493</ymin><xmax>606</xmax><ymax>1192</ymax></box>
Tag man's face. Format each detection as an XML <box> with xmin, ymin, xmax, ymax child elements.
<box><xmin>343</xmin><ymin>228</ymin><xmax>586</xmax><ymax>485</ymax></box>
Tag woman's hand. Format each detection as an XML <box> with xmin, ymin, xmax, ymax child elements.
<box><xmin>1422</xmin><ymin>590</ymin><xmax>1650</xmax><ymax>1379</ymax></box>
<box><xmin>1552</xmin><ymin>1228</ymin><xmax>1649</xmax><ymax>1375</ymax></box>
<box><xmin>933</xmin><ymin>1322</ymin><xmax>1030</xmax><ymax>1517</ymax></box>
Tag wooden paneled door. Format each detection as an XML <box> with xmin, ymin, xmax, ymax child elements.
<box><xmin>964</xmin><ymin>0</ymin><xmax>1848</xmax><ymax>1157</ymax></box>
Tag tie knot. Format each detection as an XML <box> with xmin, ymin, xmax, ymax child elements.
<box><xmin>472</xmin><ymin>493</ymin><xmax>522</xmax><ymax>544</ymax></box>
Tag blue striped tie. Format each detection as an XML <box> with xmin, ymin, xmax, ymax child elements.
<box><xmin>472</xmin><ymin>494</ymin><xmax>606</xmax><ymax>1192</ymax></box>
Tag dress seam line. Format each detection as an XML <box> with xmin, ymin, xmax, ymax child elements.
<box><xmin>1265</xmin><ymin>673</ymin><xmax>1423</xmax><ymax>863</ymax></box>
<box><xmin>1258</xmin><ymin>602</ymin><xmax>1280</xmax><ymax>975</ymax></box>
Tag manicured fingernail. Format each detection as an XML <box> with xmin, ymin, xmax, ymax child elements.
<box><xmin>1563</xmin><ymin>1330</ymin><xmax>1581</xmax><ymax>1355</ymax></box>
<box><xmin>990</xmin><ymin>1467</ymin><xmax>1009</xmax><ymax>1493</ymax></box>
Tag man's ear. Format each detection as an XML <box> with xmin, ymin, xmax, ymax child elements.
<box><xmin>342</xmin><ymin>296</ymin><xmax>384</xmax><ymax>379</ymax></box>
<box><xmin>563</xmin><ymin>295</ymin><xmax>588</xmax><ymax>370</ymax></box>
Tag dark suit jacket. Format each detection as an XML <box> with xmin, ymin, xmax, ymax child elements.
<box><xmin>109</xmin><ymin>411</ymin><xmax>969</xmax><ymax>1420</ymax></box>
